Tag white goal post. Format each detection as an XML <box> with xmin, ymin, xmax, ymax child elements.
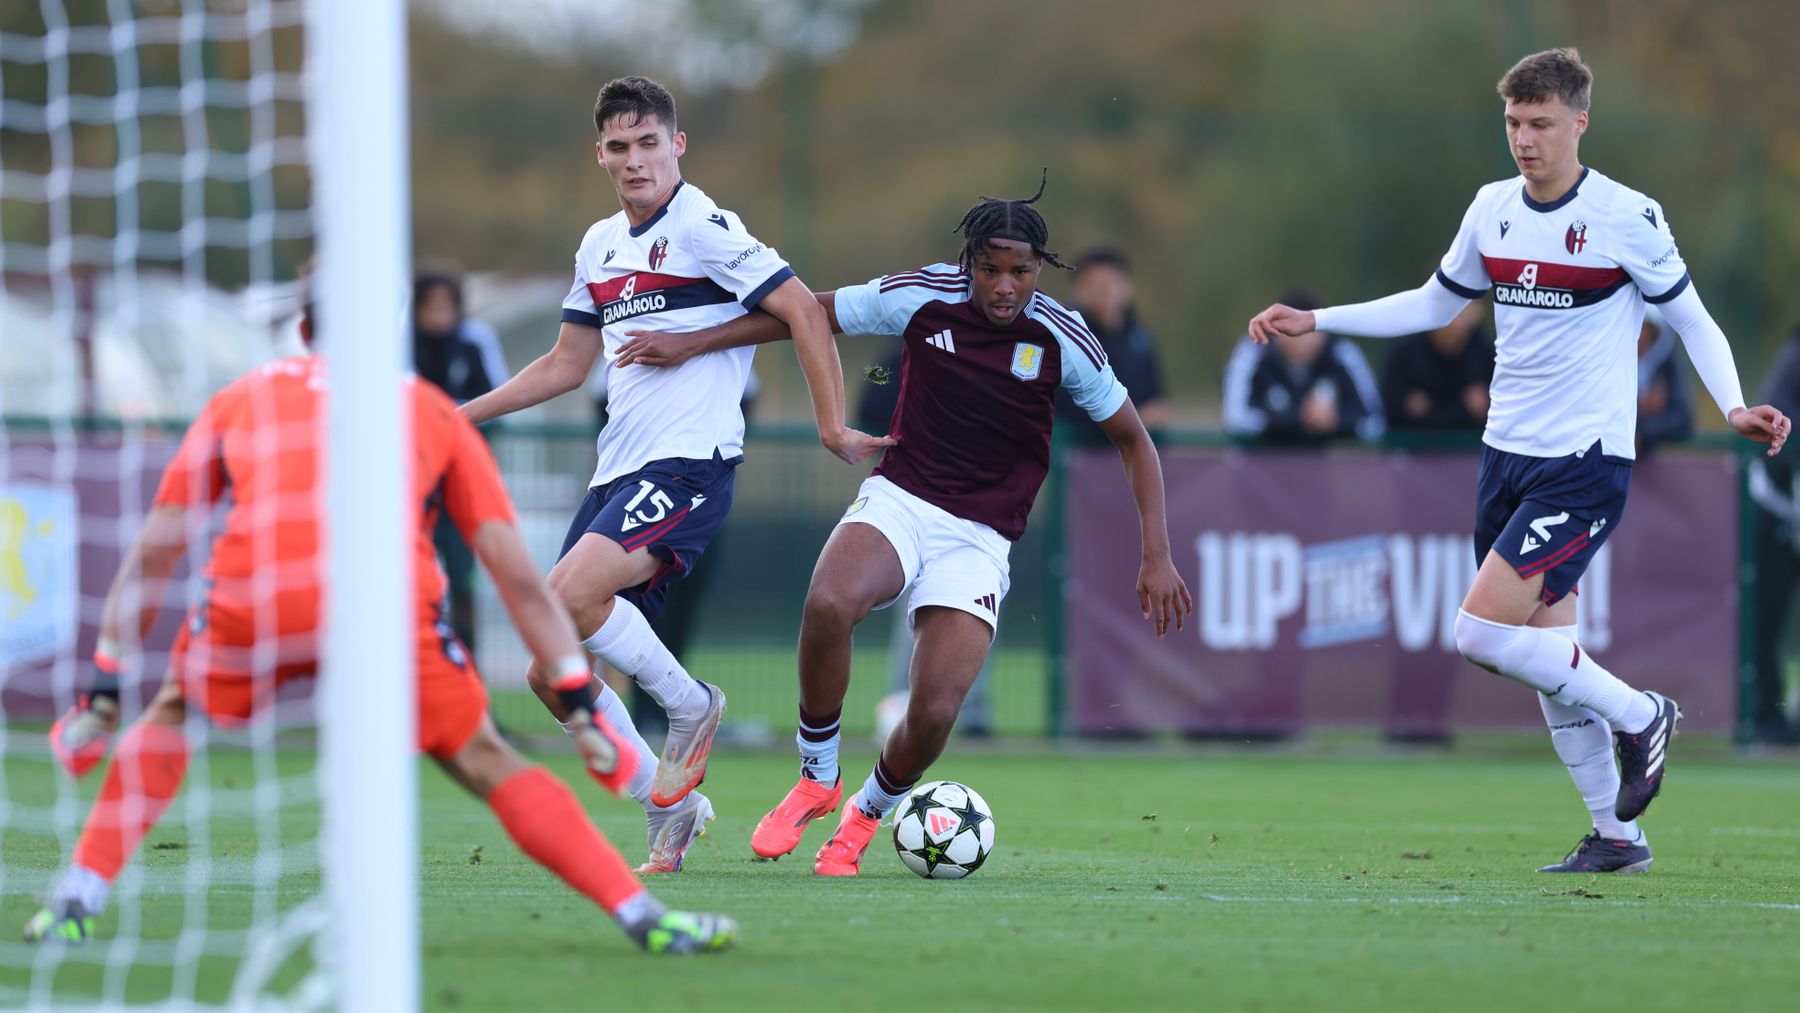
<box><xmin>310</xmin><ymin>0</ymin><xmax>417</xmax><ymax>1009</ymax></box>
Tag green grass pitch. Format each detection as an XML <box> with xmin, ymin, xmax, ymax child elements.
<box><xmin>3</xmin><ymin>744</ymin><xmax>1798</xmax><ymax>1011</ymax></box>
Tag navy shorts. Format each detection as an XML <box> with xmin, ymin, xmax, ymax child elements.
<box><xmin>558</xmin><ymin>452</ymin><xmax>739</xmax><ymax>622</ymax></box>
<box><xmin>1474</xmin><ymin>440</ymin><xmax>1630</xmax><ymax>607</ymax></box>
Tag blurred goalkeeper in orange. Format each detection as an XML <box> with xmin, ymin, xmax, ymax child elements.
<box><xmin>27</xmin><ymin>299</ymin><xmax>736</xmax><ymax>955</ymax></box>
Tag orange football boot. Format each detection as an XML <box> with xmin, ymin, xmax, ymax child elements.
<box><xmin>750</xmin><ymin>777</ymin><xmax>841</xmax><ymax>860</ymax></box>
<box><xmin>813</xmin><ymin>798</ymin><xmax>881</xmax><ymax>877</ymax></box>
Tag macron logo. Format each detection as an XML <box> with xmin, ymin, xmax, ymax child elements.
<box><xmin>926</xmin><ymin>330</ymin><xmax>956</xmax><ymax>353</ymax></box>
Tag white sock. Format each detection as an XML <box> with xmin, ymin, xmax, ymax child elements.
<box><xmin>853</xmin><ymin>755</ymin><xmax>914</xmax><ymax>820</ymax></box>
<box><xmin>560</xmin><ymin>683</ymin><xmax>658</xmax><ymax>805</ymax></box>
<box><xmin>797</xmin><ymin>708</ymin><xmax>842</xmax><ymax>786</ymax></box>
<box><xmin>1536</xmin><ymin>628</ymin><xmax>1639</xmax><ymax>841</ymax></box>
<box><xmin>54</xmin><ymin>865</ymin><xmax>110</xmax><ymax>915</ymax></box>
<box><xmin>582</xmin><ymin>598</ymin><xmax>703</xmax><ymax>723</ymax></box>
<box><xmin>612</xmin><ymin>889</ymin><xmax>657</xmax><ymax>927</ymax></box>
<box><xmin>1454</xmin><ymin>610</ymin><xmax>1657</xmax><ymax>730</ymax></box>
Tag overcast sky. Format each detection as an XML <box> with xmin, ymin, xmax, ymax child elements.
<box><xmin>424</xmin><ymin>0</ymin><xmax>876</xmax><ymax>90</ymax></box>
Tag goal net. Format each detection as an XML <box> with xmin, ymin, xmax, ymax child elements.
<box><xmin>0</xmin><ymin>0</ymin><xmax>411</xmax><ymax>1007</ymax></box>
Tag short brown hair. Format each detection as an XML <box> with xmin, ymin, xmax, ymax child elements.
<box><xmin>593</xmin><ymin>75</ymin><xmax>677</xmax><ymax>138</ymax></box>
<box><xmin>1497</xmin><ymin>48</ymin><xmax>1592</xmax><ymax>112</ymax></box>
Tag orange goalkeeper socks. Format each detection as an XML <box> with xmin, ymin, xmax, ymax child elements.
<box><xmin>488</xmin><ymin>766</ymin><xmax>647</xmax><ymax>916</ymax></box>
<box><xmin>72</xmin><ymin>722</ymin><xmax>190</xmax><ymax>882</ymax></box>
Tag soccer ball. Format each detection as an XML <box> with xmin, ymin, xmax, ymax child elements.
<box><xmin>892</xmin><ymin>780</ymin><xmax>994</xmax><ymax>879</ymax></box>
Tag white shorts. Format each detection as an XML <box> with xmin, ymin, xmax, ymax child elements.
<box><xmin>836</xmin><ymin>475</ymin><xmax>1012</xmax><ymax>635</ymax></box>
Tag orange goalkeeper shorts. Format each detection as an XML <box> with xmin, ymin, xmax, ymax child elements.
<box><xmin>171</xmin><ymin>609</ymin><xmax>488</xmax><ymax>760</ymax></box>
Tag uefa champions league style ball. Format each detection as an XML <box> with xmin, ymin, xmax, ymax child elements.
<box><xmin>892</xmin><ymin>780</ymin><xmax>995</xmax><ymax>879</ymax></box>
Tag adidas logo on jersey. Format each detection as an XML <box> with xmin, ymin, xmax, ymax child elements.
<box><xmin>973</xmin><ymin>593</ymin><xmax>997</xmax><ymax>613</ymax></box>
<box><xmin>926</xmin><ymin>330</ymin><xmax>956</xmax><ymax>353</ymax></box>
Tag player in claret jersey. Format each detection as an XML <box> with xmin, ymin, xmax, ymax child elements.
<box><xmin>1248</xmin><ymin>48</ymin><xmax>1790</xmax><ymax>874</ymax></box>
<box><xmin>615</xmin><ymin>175</ymin><xmax>1193</xmax><ymax>876</ymax></box>
<box><xmin>32</xmin><ymin>300</ymin><xmax>736</xmax><ymax>954</ymax></box>
<box><xmin>460</xmin><ymin>76</ymin><xmax>877</xmax><ymax>874</ymax></box>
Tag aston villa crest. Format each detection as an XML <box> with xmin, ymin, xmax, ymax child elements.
<box><xmin>1010</xmin><ymin>342</ymin><xmax>1043</xmax><ymax>380</ymax></box>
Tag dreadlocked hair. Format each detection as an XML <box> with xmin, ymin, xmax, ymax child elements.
<box><xmin>953</xmin><ymin>168</ymin><xmax>1070</xmax><ymax>273</ymax></box>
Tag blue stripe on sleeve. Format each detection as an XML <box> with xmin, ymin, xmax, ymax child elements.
<box><xmin>742</xmin><ymin>266</ymin><xmax>796</xmax><ymax>310</ymax></box>
<box><xmin>1644</xmin><ymin>272</ymin><xmax>1691</xmax><ymax>305</ymax></box>
<box><xmin>561</xmin><ymin>307</ymin><xmax>602</xmax><ymax>329</ymax></box>
<box><xmin>1434</xmin><ymin>268</ymin><xmax>1489</xmax><ymax>300</ymax></box>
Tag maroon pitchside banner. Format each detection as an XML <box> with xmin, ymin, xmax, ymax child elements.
<box><xmin>1</xmin><ymin>435</ymin><xmax>188</xmax><ymax>719</ymax></box>
<box><xmin>1065</xmin><ymin>448</ymin><xmax>1739</xmax><ymax>736</ymax></box>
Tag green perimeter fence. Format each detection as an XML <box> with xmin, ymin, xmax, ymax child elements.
<box><xmin>0</xmin><ymin>417</ymin><xmax>1779</xmax><ymax>742</ymax></box>
<box><xmin>470</xmin><ymin>423</ymin><xmax>1782</xmax><ymax>744</ymax></box>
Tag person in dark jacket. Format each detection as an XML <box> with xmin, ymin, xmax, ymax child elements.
<box><xmin>1381</xmin><ymin>301</ymin><xmax>1494</xmax><ymax>432</ymax></box>
<box><xmin>1749</xmin><ymin>324</ymin><xmax>1800</xmax><ymax>743</ymax></box>
<box><xmin>1224</xmin><ymin>288</ymin><xmax>1383</xmax><ymax>446</ymax></box>
<box><xmin>1635</xmin><ymin>305</ymin><xmax>1694</xmax><ymax>455</ymax></box>
<box><xmin>413</xmin><ymin>268</ymin><xmax>509</xmax><ymax>654</ymax></box>
<box><xmin>1056</xmin><ymin>247</ymin><xmax>1169</xmax><ymax>441</ymax></box>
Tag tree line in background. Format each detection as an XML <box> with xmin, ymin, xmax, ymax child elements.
<box><xmin>4</xmin><ymin>0</ymin><xmax>1795</xmax><ymax>418</ymax></box>
<box><xmin>410</xmin><ymin>0</ymin><xmax>1800</xmax><ymax>416</ymax></box>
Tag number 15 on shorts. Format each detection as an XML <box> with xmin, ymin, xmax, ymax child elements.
<box><xmin>621</xmin><ymin>480</ymin><xmax>675</xmax><ymax>532</ymax></box>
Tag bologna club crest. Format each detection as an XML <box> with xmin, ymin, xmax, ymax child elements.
<box><xmin>648</xmin><ymin>236</ymin><xmax>669</xmax><ymax>271</ymax></box>
<box><xmin>1564</xmin><ymin>220</ymin><xmax>1588</xmax><ymax>255</ymax></box>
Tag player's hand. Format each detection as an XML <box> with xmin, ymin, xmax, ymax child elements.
<box><xmin>567</xmin><ymin>708</ymin><xmax>641</xmax><ymax>798</ymax></box>
<box><xmin>1246</xmin><ymin>303</ymin><xmax>1318</xmax><ymax>345</ymax></box>
<box><xmin>822</xmin><ymin>427</ymin><xmax>896</xmax><ymax>465</ymax></box>
<box><xmin>614</xmin><ymin>329</ymin><xmax>703</xmax><ymax>368</ymax></box>
<box><xmin>1730</xmin><ymin>405</ymin><xmax>1790</xmax><ymax>456</ymax></box>
<box><xmin>1136</xmin><ymin>554</ymin><xmax>1193</xmax><ymax>639</ymax></box>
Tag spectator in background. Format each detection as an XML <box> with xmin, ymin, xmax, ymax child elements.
<box><xmin>1381</xmin><ymin>300</ymin><xmax>1494</xmax><ymax>431</ymax></box>
<box><xmin>1749</xmin><ymin>324</ymin><xmax>1800</xmax><ymax>744</ymax></box>
<box><xmin>1224</xmin><ymin>288</ymin><xmax>1383</xmax><ymax>445</ymax></box>
<box><xmin>413</xmin><ymin>268</ymin><xmax>510</xmax><ymax>654</ymax></box>
<box><xmin>1635</xmin><ymin>304</ymin><xmax>1694</xmax><ymax>454</ymax></box>
<box><xmin>1056</xmin><ymin>247</ymin><xmax>1169</xmax><ymax>440</ymax></box>
<box><xmin>414</xmin><ymin>269</ymin><xmax>510</xmax><ymax>405</ymax></box>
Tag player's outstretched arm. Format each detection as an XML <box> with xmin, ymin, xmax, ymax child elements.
<box><xmin>613</xmin><ymin>291</ymin><xmax>855</xmax><ymax>368</ymax></box>
<box><xmin>1095</xmin><ymin>401</ymin><xmax>1193</xmax><ymax>638</ymax></box>
<box><xmin>1656</xmin><ymin>283</ymin><xmax>1790</xmax><ymax>457</ymax></box>
<box><xmin>1249</xmin><ymin>278</ymin><xmax>1471</xmax><ymax>345</ymax></box>
<box><xmin>615</xmin><ymin>306</ymin><xmax>794</xmax><ymax>368</ymax></box>
<box><xmin>767</xmin><ymin>278</ymin><xmax>893</xmax><ymax>464</ymax></box>
<box><xmin>468</xmin><ymin>517</ymin><xmax>637</xmax><ymax>792</ymax></box>
<box><xmin>461</xmin><ymin>322</ymin><xmax>603</xmax><ymax>425</ymax></box>
<box><xmin>95</xmin><ymin>503</ymin><xmax>192</xmax><ymax>662</ymax></box>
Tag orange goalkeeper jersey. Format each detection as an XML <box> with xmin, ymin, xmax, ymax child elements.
<box><xmin>152</xmin><ymin>355</ymin><xmax>516</xmax><ymax>643</ymax></box>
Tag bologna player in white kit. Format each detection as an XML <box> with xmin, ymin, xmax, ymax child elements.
<box><xmin>461</xmin><ymin>76</ymin><xmax>882</xmax><ymax>874</ymax></box>
<box><xmin>1249</xmin><ymin>49</ymin><xmax>1790</xmax><ymax>873</ymax></box>
<box><xmin>617</xmin><ymin>176</ymin><xmax>1193</xmax><ymax>875</ymax></box>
